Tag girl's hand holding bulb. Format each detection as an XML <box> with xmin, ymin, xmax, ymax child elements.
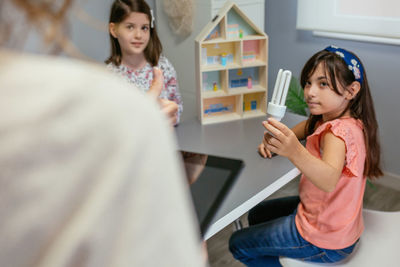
<box><xmin>259</xmin><ymin>118</ymin><xmax>304</xmax><ymax>159</ymax></box>
<box><xmin>260</xmin><ymin>69</ymin><xmax>293</xmax><ymax>158</ymax></box>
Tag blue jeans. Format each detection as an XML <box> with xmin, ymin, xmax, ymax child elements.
<box><xmin>229</xmin><ymin>196</ymin><xmax>357</xmax><ymax>266</ymax></box>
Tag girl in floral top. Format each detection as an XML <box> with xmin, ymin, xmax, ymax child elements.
<box><xmin>229</xmin><ymin>46</ymin><xmax>383</xmax><ymax>266</ymax></box>
<box><xmin>106</xmin><ymin>0</ymin><xmax>182</xmax><ymax>125</ymax></box>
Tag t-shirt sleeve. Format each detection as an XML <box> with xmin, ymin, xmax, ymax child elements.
<box><xmin>159</xmin><ymin>57</ymin><xmax>183</xmax><ymax>124</ymax></box>
<box><xmin>311</xmin><ymin>120</ymin><xmax>362</xmax><ymax>178</ymax></box>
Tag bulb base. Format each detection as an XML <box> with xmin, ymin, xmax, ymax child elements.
<box><xmin>267</xmin><ymin>102</ymin><xmax>286</xmax><ymax>121</ymax></box>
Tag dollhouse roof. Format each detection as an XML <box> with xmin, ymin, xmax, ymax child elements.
<box><xmin>195</xmin><ymin>1</ymin><xmax>266</xmax><ymax>42</ymax></box>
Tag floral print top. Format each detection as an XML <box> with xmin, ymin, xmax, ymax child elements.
<box><xmin>107</xmin><ymin>56</ymin><xmax>183</xmax><ymax>124</ymax></box>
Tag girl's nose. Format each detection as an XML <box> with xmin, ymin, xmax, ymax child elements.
<box><xmin>306</xmin><ymin>84</ymin><xmax>317</xmax><ymax>97</ymax></box>
<box><xmin>134</xmin><ymin>29</ymin><xmax>141</xmax><ymax>38</ymax></box>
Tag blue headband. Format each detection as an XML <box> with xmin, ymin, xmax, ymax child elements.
<box><xmin>324</xmin><ymin>45</ymin><xmax>364</xmax><ymax>84</ymax></box>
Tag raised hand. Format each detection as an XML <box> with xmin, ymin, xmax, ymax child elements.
<box><xmin>147</xmin><ymin>67</ymin><xmax>164</xmax><ymax>99</ymax></box>
<box><xmin>159</xmin><ymin>98</ymin><xmax>178</xmax><ymax>126</ymax></box>
<box><xmin>146</xmin><ymin>67</ymin><xmax>178</xmax><ymax>126</ymax></box>
<box><xmin>261</xmin><ymin>118</ymin><xmax>303</xmax><ymax>159</ymax></box>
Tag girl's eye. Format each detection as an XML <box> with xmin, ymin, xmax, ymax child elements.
<box><xmin>305</xmin><ymin>81</ymin><xmax>311</xmax><ymax>87</ymax></box>
<box><xmin>142</xmin><ymin>26</ymin><xmax>149</xmax><ymax>31</ymax></box>
<box><xmin>127</xmin><ymin>25</ymin><xmax>133</xmax><ymax>30</ymax></box>
<box><xmin>320</xmin><ymin>82</ymin><xmax>327</xmax><ymax>86</ymax></box>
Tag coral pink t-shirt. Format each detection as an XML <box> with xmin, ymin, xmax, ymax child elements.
<box><xmin>295</xmin><ymin>118</ymin><xmax>366</xmax><ymax>249</ymax></box>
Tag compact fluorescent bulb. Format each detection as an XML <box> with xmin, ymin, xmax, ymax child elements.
<box><xmin>267</xmin><ymin>69</ymin><xmax>292</xmax><ymax>121</ymax></box>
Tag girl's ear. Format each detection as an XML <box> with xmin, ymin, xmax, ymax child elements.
<box><xmin>109</xmin><ymin>23</ymin><xmax>117</xmax><ymax>38</ymax></box>
<box><xmin>345</xmin><ymin>81</ymin><xmax>361</xmax><ymax>100</ymax></box>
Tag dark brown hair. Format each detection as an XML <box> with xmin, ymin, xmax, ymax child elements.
<box><xmin>300</xmin><ymin>49</ymin><xmax>383</xmax><ymax>178</ymax></box>
<box><xmin>105</xmin><ymin>0</ymin><xmax>162</xmax><ymax>66</ymax></box>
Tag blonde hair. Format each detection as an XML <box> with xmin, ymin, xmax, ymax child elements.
<box><xmin>0</xmin><ymin>0</ymin><xmax>87</xmax><ymax>57</ymax></box>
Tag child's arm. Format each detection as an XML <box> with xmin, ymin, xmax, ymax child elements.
<box><xmin>159</xmin><ymin>58</ymin><xmax>183</xmax><ymax>125</ymax></box>
<box><xmin>148</xmin><ymin>67</ymin><xmax>179</xmax><ymax>126</ymax></box>
<box><xmin>148</xmin><ymin>67</ymin><xmax>164</xmax><ymax>98</ymax></box>
<box><xmin>291</xmin><ymin>120</ymin><xmax>307</xmax><ymax>140</ymax></box>
<box><xmin>263</xmin><ymin>118</ymin><xmax>345</xmax><ymax>192</ymax></box>
<box><xmin>258</xmin><ymin>119</ymin><xmax>307</xmax><ymax>158</ymax></box>
<box><xmin>163</xmin><ymin>73</ymin><xmax>182</xmax><ymax>125</ymax></box>
<box><xmin>159</xmin><ymin>99</ymin><xmax>178</xmax><ymax>126</ymax></box>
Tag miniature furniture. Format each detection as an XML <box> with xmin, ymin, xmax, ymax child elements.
<box><xmin>156</xmin><ymin>0</ymin><xmax>265</xmax><ymax>122</ymax></box>
<box><xmin>280</xmin><ymin>209</ymin><xmax>400</xmax><ymax>266</ymax></box>
<box><xmin>195</xmin><ymin>1</ymin><xmax>268</xmax><ymax>124</ymax></box>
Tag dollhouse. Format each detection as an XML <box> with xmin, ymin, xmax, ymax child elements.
<box><xmin>195</xmin><ymin>1</ymin><xmax>268</xmax><ymax>124</ymax></box>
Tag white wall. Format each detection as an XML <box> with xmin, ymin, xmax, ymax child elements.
<box><xmin>69</xmin><ymin>0</ymin><xmax>114</xmax><ymax>62</ymax></box>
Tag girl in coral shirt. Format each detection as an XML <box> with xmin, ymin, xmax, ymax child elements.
<box><xmin>229</xmin><ymin>46</ymin><xmax>383</xmax><ymax>266</ymax></box>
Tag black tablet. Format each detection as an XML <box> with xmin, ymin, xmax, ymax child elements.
<box><xmin>180</xmin><ymin>151</ymin><xmax>244</xmax><ymax>238</ymax></box>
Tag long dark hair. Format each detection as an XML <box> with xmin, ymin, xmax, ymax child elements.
<box><xmin>300</xmin><ymin>49</ymin><xmax>383</xmax><ymax>178</ymax></box>
<box><xmin>105</xmin><ymin>0</ymin><xmax>162</xmax><ymax>66</ymax></box>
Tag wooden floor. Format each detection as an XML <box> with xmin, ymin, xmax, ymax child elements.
<box><xmin>206</xmin><ymin>175</ymin><xmax>400</xmax><ymax>267</ymax></box>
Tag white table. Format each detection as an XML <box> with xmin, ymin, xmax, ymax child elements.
<box><xmin>175</xmin><ymin>112</ymin><xmax>304</xmax><ymax>240</ymax></box>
